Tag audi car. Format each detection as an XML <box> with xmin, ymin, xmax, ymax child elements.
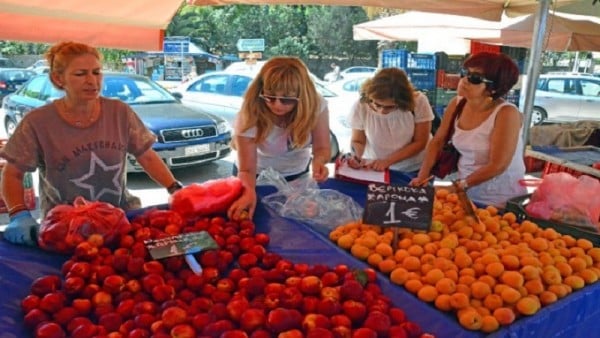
<box><xmin>2</xmin><ymin>72</ymin><xmax>232</xmax><ymax>172</ymax></box>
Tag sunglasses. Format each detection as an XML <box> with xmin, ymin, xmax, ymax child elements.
<box><xmin>259</xmin><ymin>94</ymin><xmax>299</xmax><ymax>106</ymax></box>
<box><xmin>368</xmin><ymin>100</ymin><xmax>398</xmax><ymax>111</ymax></box>
<box><xmin>460</xmin><ymin>68</ymin><xmax>494</xmax><ymax>85</ymax></box>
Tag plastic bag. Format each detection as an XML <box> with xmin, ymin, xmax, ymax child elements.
<box><xmin>169</xmin><ymin>177</ymin><xmax>243</xmax><ymax>219</ymax></box>
<box><xmin>38</xmin><ymin>196</ymin><xmax>132</xmax><ymax>253</ymax></box>
<box><xmin>258</xmin><ymin>167</ymin><xmax>363</xmax><ymax>232</ymax></box>
<box><xmin>526</xmin><ymin>172</ymin><xmax>600</xmax><ymax>232</ymax></box>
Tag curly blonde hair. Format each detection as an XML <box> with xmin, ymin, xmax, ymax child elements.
<box><xmin>45</xmin><ymin>41</ymin><xmax>102</xmax><ymax>89</ymax></box>
<box><xmin>237</xmin><ymin>57</ymin><xmax>320</xmax><ymax>148</ymax></box>
<box><xmin>360</xmin><ymin>67</ymin><xmax>416</xmax><ymax>112</ymax></box>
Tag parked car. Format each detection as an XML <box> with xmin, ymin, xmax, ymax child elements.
<box><xmin>324</xmin><ymin>66</ymin><xmax>377</xmax><ymax>82</ymax></box>
<box><xmin>522</xmin><ymin>72</ymin><xmax>600</xmax><ymax>125</ymax></box>
<box><xmin>0</xmin><ymin>57</ymin><xmax>16</xmax><ymax>68</ymax></box>
<box><xmin>2</xmin><ymin>72</ymin><xmax>232</xmax><ymax>172</ymax></box>
<box><xmin>171</xmin><ymin>68</ymin><xmax>351</xmax><ymax>155</ymax></box>
<box><xmin>0</xmin><ymin>68</ymin><xmax>36</xmax><ymax>100</ymax></box>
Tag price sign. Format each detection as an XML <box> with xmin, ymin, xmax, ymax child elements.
<box><xmin>362</xmin><ymin>183</ymin><xmax>434</xmax><ymax>230</ymax></box>
<box><xmin>144</xmin><ymin>231</ymin><xmax>218</xmax><ymax>260</ymax></box>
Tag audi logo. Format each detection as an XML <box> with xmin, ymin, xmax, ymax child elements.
<box><xmin>181</xmin><ymin>128</ymin><xmax>204</xmax><ymax>138</ymax></box>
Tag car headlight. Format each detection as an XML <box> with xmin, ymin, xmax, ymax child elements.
<box><xmin>217</xmin><ymin>121</ymin><xmax>231</xmax><ymax>134</ymax></box>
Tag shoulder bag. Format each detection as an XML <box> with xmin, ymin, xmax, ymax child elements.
<box><xmin>431</xmin><ymin>98</ymin><xmax>467</xmax><ymax>179</ymax></box>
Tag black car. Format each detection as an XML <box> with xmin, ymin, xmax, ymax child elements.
<box><xmin>2</xmin><ymin>72</ymin><xmax>232</xmax><ymax>172</ymax></box>
<box><xmin>0</xmin><ymin>68</ymin><xmax>36</xmax><ymax>100</ymax></box>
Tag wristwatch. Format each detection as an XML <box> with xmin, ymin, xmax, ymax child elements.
<box><xmin>167</xmin><ymin>180</ymin><xmax>183</xmax><ymax>194</ymax></box>
<box><xmin>456</xmin><ymin>179</ymin><xmax>469</xmax><ymax>190</ymax></box>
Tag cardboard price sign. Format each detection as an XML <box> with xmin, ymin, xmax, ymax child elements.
<box><xmin>144</xmin><ymin>231</ymin><xmax>218</xmax><ymax>260</ymax></box>
<box><xmin>363</xmin><ymin>183</ymin><xmax>434</xmax><ymax>230</ymax></box>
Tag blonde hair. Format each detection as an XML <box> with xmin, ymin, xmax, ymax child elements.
<box><xmin>237</xmin><ymin>57</ymin><xmax>320</xmax><ymax>148</ymax></box>
<box><xmin>45</xmin><ymin>41</ymin><xmax>102</xmax><ymax>88</ymax></box>
<box><xmin>360</xmin><ymin>67</ymin><xmax>416</xmax><ymax>112</ymax></box>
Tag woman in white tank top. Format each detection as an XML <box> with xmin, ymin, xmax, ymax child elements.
<box><xmin>410</xmin><ymin>52</ymin><xmax>526</xmax><ymax>208</ymax></box>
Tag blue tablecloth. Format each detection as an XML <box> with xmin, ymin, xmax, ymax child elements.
<box><xmin>1</xmin><ymin>177</ymin><xmax>600</xmax><ymax>338</ymax></box>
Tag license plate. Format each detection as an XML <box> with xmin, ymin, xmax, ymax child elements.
<box><xmin>184</xmin><ymin>144</ymin><xmax>210</xmax><ymax>156</ymax></box>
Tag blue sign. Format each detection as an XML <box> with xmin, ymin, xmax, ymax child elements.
<box><xmin>163</xmin><ymin>37</ymin><xmax>190</xmax><ymax>54</ymax></box>
<box><xmin>236</xmin><ymin>38</ymin><xmax>265</xmax><ymax>52</ymax></box>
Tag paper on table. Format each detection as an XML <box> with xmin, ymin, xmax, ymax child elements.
<box><xmin>336</xmin><ymin>161</ymin><xmax>387</xmax><ymax>183</ymax></box>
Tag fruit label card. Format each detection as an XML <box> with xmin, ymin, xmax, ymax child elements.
<box><xmin>144</xmin><ymin>231</ymin><xmax>218</xmax><ymax>260</ymax></box>
<box><xmin>363</xmin><ymin>183</ymin><xmax>434</xmax><ymax>230</ymax></box>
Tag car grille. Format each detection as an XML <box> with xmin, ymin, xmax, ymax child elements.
<box><xmin>161</xmin><ymin>126</ymin><xmax>217</xmax><ymax>143</ymax></box>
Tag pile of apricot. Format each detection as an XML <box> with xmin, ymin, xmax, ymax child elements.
<box><xmin>329</xmin><ymin>188</ymin><xmax>600</xmax><ymax>333</ymax></box>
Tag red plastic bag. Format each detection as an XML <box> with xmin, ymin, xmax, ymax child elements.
<box><xmin>38</xmin><ymin>197</ymin><xmax>132</xmax><ymax>253</ymax></box>
<box><xmin>526</xmin><ymin>173</ymin><xmax>600</xmax><ymax>232</ymax></box>
<box><xmin>169</xmin><ymin>176</ymin><xmax>243</xmax><ymax>219</ymax></box>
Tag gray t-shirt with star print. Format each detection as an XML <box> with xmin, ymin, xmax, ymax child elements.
<box><xmin>0</xmin><ymin>97</ymin><xmax>155</xmax><ymax>216</ymax></box>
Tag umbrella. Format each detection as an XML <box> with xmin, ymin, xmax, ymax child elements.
<box><xmin>352</xmin><ymin>11</ymin><xmax>517</xmax><ymax>42</ymax></box>
<box><xmin>475</xmin><ymin>11</ymin><xmax>600</xmax><ymax>51</ymax></box>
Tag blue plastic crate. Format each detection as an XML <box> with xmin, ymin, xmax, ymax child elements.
<box><xmin>407</xmin><ymin>69</ymin><xmax>436</xmax><ymax>90</ymax></box>
<box><xmin>381</xmin><ymin>49</ymin><xmax>408</xmax><ymax>69</ymax></box>
<box><xmin>408</xmin><ymin>53</ymin><xmax>436</xmax><ymax>70</ymax></box>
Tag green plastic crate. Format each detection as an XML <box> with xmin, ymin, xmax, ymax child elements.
<box><xmin>505</xmin><ymin>194</ymin><xmax>600</xmax><ymax>246</ymax></box>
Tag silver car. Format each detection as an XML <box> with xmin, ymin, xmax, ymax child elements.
<box><xmin>525</xmin><ymin>72</ymin><xmax>600</xmax><ymax>125</ymax></box>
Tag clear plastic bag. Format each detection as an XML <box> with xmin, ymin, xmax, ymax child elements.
<box><xmin>257</xmin><ymin>168</ymin><xmax>363</xmax><ymax>231</ymax></box>
<box><xmin>526</xmin><ymin>173</ymin><xmax>600</xmax><ymax>232</ymax></box>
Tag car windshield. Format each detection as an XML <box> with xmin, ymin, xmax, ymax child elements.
<box><xmin>0</xmin><ymin>69</ymin><xmax>36</xmax><ymax>81</ymax></box>
<box><xmin>103</xmin><ymin>75</ymin><xmax>177</xmax><ymax>104</ymax></box>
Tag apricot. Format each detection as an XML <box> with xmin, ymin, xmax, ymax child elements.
<box><xmin>547</xmin><ymin>284</ymin><xmax>570</xmax><ymax>299</ymax></box>
<box><xmin>394</xmin><ymin>249</ymin><xmax>410</xmax><ymax>263</ymax></box>
<box><xmin>434</xmin><ymin>294</ymin><xmax>453</xmax><ymax>312</ymax></box>
<box><xmin>454</xmin><ymin>252</ymin><xmax>473</xmax><ymax>270</ymax></box>
<box><xmin>500</xmin><ymin>286</ymin><xmax>522</xmax><ymax>304</ymax></box>
<box><xmin>500</xmin><ymin>271</ymin><xmax>525</xmax><ymax>289</ymax></box>
<box><xmin>402</xmin><ymin>256</ymin><xmax>421</xmax><ymax>272</ymax></box>
<box><xmin>404</xmin><ymin>279</ymin><xmax>423</xmax><ymax>294</ymax></box>
<box><xmin>587</xmin><ymin>248</ymin><xmax>600</xmax><ymax>263</ymax></box>
<box><xmin>336</xmin><ymin>234</ymin><xmax>355</xmax><ymax>249</ymax></box>
<box><xmin>520</xmin><ymin>265</ymin><xmax>541</xmax><ymax>280</ymax></box>
<box><xmin>564</xmin><ymin>275</ymin><xmax>585</xmax><ymax>290</ymax></box>
<box><xmin>555</xmin><ymin>261</ymin><xmax>573</xmax><ymax>278</ymax></box>
<box><xmin>483</xmin><ymin>294</ymin><xmax>503</xmax><ymax>311</ymax></box>
<box><xmin>480</xmin><ymin>315</ymin><xmax>500</xmax><ymax>333</ymax></box>
<box><xmin>350</xmin><ymin>244</ymin><xmax>371</xmax><ymax>260</ymax></box>
<box><xmin>378</xmin><ymin>259</ymin><xmax>397</xmax><ymax>274</ymax></box>
<box><xmin>539</xmin><ymin>291</ymin><xmax>558</xmax><ymax>306</ymax></box>
<box><xmin>458</xmin><ymin>308</ymin><xmax>483</xmax><ymax>331</ymax></box>
<box><xmin>568</xmin><ymin>257</ymin><xmax>588</xmax><ymax>273</ymax></box>
<box><xmin>524</xmin><ymin>279</ymin><xmax>545</xmax><ymax>295</ymax></box>
<box><xmin>515</xmin><ymin>296</ymin><xmax>541</xmax><ymax>316</ymax></box>
<box><xmin>389</xmin><ymin>267</ymin><xmax>409</xmax><ymax>285</ymax></box>
<box><xmin>577</xmin><ymin>238</ymin><xmax>594</xmax><ymax>251</ymax></box>
<box><xmin>485</xmin><ymin>262</ymin><xmax>505</xmax><ymax>278</ymax></box>
<box><xmin>493</xmin><ymin>307</ymin><xmax>516</xmax><ymax>326</ymax></box>
<box><xmin>449</xmin><ymin>292</ymin><xmax>470</xmax><ymax>310</ymax></box>
<box><xmin>374</xmin><ymin>243</ymin><xmax>394</xmax><ymax>258</ymax></box>
<box><xmin>367</xmin><ymin>253</ymin><xmax>383</xmax><ymax>267</ymax></box>
<box><xmin>470</xmin><ymin>281</ymin><xmax>492</xmax><ymax>300</ymax></box>
<box><xmin>423</xmin><ymin>268</ymin><xmax>445</xmax><ymax>285</ymax></box>
<box><xmin>577</xmin><ymin>269</ymin><xmax>599</xmax><ymax>284</ymax></box>
<box><xmin>417</xmin><ymin>285</ymin><xmax>438</xmax><ymax>303</ymax></box>
<box><xmin>500</xmin><ymin>254</ymin><xmax>521</xmax><ymax>270</ymax></box>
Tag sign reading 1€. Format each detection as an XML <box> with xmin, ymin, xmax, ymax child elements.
<box><xmin>236</xmin><ymin>38</ymin><xmax>265</xmax><ymax>52</ymax></box>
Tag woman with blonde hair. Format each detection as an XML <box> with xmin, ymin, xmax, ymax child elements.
<box><xmin>228</xmin><ymin>57</ymin><xmax>331</xmax><ymax>221</ymax></box>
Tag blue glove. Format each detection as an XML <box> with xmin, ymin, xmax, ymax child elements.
<box><xmin>4</xmin><ymin>210</ymin><xmax>40</xmax><ymax>246</ymax></box>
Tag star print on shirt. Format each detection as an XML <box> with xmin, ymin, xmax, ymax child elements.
<box><xmin>70</xmin><ymin>152</ymin><xmax>123</xmax><ymax>200</ymax></box>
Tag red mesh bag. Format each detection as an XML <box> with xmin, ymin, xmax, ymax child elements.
<box><xmin>169</xmin><ymin>176</ymin><xmax>243</xmax><ymax>219</ymax></box>
<box><xmin>38</xmin><ymin>196</ymin><xmax>132</xmax><ymax>253</ymax></box>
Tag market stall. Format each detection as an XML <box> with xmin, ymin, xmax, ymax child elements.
<box><xmin>2</xmin><ymin>178</ymin><xmax>600</xmax><ymax>337</ymax></box>
<box><xmin>525</xmin><ymin>145</ymin><xmax>600</xmax><ymax>180</ymax></box>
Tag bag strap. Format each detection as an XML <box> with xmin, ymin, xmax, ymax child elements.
<box><xmin>444</xmin><ymin>98</ymin><xmax>467</xmax><ymax>143</ymax></box>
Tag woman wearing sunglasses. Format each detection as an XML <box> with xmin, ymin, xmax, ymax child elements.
<box><xmin>347</xmin><ymin>67</ymin><xmax>434</xmax><ymax>174</ymax></box>
<box><xmin>410</xmin><ymin>52</ymin><xmax>526</xmax><ymax>208</ymax></box>
<box><xmin>227</xmin><ymin>57</ymin><xmax>331</xmax><ymax>221</ymax></box>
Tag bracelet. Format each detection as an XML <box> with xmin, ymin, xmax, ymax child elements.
<box><xmin>167</xmin><ymin>181</ymin><xmax>183</xmax><ymax>194</ymax></box>
<box><xmin>8</xmin><ymin>204</ymin><xmax>28</xmax><ymax>217</ymax></box>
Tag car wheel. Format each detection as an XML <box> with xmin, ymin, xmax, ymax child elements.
<box><xmin>530</xmin><ymin>107</ymin><xmax>546</xmax><ymax>126</ymax></box>
<box><xmin>5</xmin><ymin>117</ymin><xmax>18</xmax><ymax>137</ymax></box>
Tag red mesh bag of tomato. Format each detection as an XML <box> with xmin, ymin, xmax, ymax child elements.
<box><xmin>169</xmin><ymin>176</ymin><xmax>243</xmax><ymax>219</ymax></box>
<box><xmin>38</xmin><ymin>196</ymin><xmax>132</xmax><ymax>253</ymax></box>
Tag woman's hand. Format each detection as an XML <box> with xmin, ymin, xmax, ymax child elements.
<box><xmin>365</xmin><ymin>159</ymin><xmax>390</xmax><ymax>171</ymax></box>
<box><xmin>227</xmin><ymin>189</ymin><xmax>257</xmax><ymax>221</ymax></box>
<box><xmin>409</xmin><ymin>174</ymin><xmax>434</xmax><ymax>187</ymax></box>
<box><xmin>312</xmin><ymin>161</ymin><xmax>329</xmax><ymax>182</ymax></box>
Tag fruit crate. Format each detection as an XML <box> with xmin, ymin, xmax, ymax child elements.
<box><xmin>505</xmin><ymin>194</ymin><xmax>600</xmax><ymax>246</ymax></box>
<box><xmin>434</xmin><ymin>52</ymin><xmax>465</xmax><ymax>73</ymax></box>
<box><xmin>526</xmin><ymin>146</ymin><xmax>600</xmax><ymax>181</ymax></box>
<box><xmin>381</xmin><ymin>49</ymin><xmax>408</xmax><ymax>69</ymax></box>
<box><xmin>407</xmin><ymin>69</ymin><xmax>436</xmax><ymax>91</ymax></box>
<box><xmin>407</xmin><ymin>53</ymin><xmax>436</xmax><ymax>70</ymax></box>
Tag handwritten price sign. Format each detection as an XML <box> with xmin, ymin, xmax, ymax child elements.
<box><xmin>363</xmin><ymin>183</ymin><xmax>434</xmax><ymax>230</ymax></box>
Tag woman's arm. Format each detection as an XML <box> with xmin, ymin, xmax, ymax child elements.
<box><xmin>311</xmin><ymin>106</ymin><xmax>331</xmax><ymax>182</ymax></box>
<box><xmin>460</xmin><ymin>105</ymin><xmax>523</xmax><ymax>188</ymax></box>
<box><xmin>228</xmin><ymin>135</ymin><xmax>258</xmax><ymax>220</ymax></box>
<box><xmin>1</xmin><ymin>163</ymin><xmax>27</xmax><ymax>210</ymax></box>
<box><xmin>135</xmin><ymin>149</ymin><xmax>178</xmax><ymax>189</ymax></box>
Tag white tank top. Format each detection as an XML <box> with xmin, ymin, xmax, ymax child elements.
<box><xmin>452</xmin><ymin>101</ymin><xmax>527</xmax><ymax>208</ymax></box>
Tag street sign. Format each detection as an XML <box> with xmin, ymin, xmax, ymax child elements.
<box><xmin>236</xmin><ymin>38</ymin><xmax>265</xmax><ymax>52</ymax></box>
<box><xmin>163</xmin><ymin>37</ymin><xmax>190</xmax><ymax>54</ymax></box>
